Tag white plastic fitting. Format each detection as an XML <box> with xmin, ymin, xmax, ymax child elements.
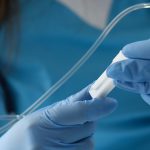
<box><xmin>89</xmin><ymin>51</ymin><xmax>127</xmax><ymax>99</ymax></box>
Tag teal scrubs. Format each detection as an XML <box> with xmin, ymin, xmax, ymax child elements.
<box><xmin>0</xmin><ymin>0</ymin><xmax>150</xmax><ymax>149</ymax></box>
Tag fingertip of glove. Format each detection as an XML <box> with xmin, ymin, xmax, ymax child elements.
<box><xmin>122</xmin><ymin>43</ymin><xmax>132</xmax><ymax>57</ymax></box>
<box><xmin>122</xmin><ymin>39</ymin><xmax>150</xmax><ymax>59</ymax></box>
<box><xmin>106</xmin><ymin>63</ymin><xmax>120</xmax><ymax>79</ymax></box>
<box><xmin>94</xmin><ymin>97</ymin><xmax>118</xmax><ymax>110</ymax></box>
<box><xmin>85</xmin><ymin>98</ymin><xmax>118</xmax><ymax>121</ymax></box>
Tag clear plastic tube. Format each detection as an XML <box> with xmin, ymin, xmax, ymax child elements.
<box><xmin>0</xmin><ymin>115</ymin><xmax>20</xmax><ymax>121</ymax></box>
<box><xmin>0</xmin><ymin>3</ymin><xmax>150</xmax><ymax>134</ymax></box>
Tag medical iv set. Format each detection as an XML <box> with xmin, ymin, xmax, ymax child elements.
<box><xmin>0</xmin><ymin>3</ymin><xmax>150</xmax><ymax>134</ymax></box>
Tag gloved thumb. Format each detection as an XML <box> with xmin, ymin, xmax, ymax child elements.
<box><xmin>44</xmin><ymin>97</ymin><xmax>118</xmax><ymax>126</ymax></box>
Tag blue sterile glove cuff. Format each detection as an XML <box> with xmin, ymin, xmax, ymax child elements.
<box><xmin>107</xmin><ymin>39</ymin><xmax>150</xmax><ymax>105</ymax></box>
<box><xmin>0</xmin><ymin>85</ymin><xmax>117</xmax><ymax>150</ymax></box>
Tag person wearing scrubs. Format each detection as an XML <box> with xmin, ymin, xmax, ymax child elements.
<box><xmin>0</xmin><ymin>0</ymin><xmax>150</xmax><ymax>149</ymax></box>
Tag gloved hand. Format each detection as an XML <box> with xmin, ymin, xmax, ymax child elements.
<box><xmin>107</xmin><ymin>39</ymin><xmax>150</xmax><ymax>105</ymax></box>
<box><xmin>0</xmin><ymin>85</ymin><xmax>117</xmax><ymax>150</ymax></box>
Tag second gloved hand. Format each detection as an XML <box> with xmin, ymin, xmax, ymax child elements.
<box><xmin>107</xmin><ymin>39</ymin><xmax>150</xmax><ymax>105</ymax></box>
<box><xmin>0</xmin><ymin>86</ymin><xmax>117</xmax><ymax>150</ymax></box>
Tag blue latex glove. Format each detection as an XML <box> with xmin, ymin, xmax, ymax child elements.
<box><xmin>107</xmin><ymin>39</ymin><xmax>150</xmax><ymax>105</ymax></box>
<box><xmin>0</xmin><ymin>86</ymin><xmax>117</xmax><ymax>150</ymax></box>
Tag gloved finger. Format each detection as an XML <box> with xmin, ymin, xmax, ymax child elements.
<box><xmin>41</xmin><ymin>121</ymin><xmax>95</xmax><ymax>144</ymax></box>
<box><xmin>60</xmin><ymin>122</ymin><xmax>95</xmax><ymax>144</ymax></box>
<box><xmin>35</xmin><ymin>83</ymin><xmax>92</xmax><ymax>114</ymax></box>
<box><xmin>114</xmin><ymin>80</ymin><xmax>150</xmax><ymax>94</ymax></box>
<box><xmin>107</xmin><ymin>59</ymin><xmax>150</xmax><ymax>82</ymax></box>
<box><xmin>46</xmin><ymin>97</ymin><xmax>117</xmax><ymax>125</ymax></box>
<box><xmin>122</xmin><ymin>39</ymin><xmax>150</xmax><ymax>59</ymax></box>
<box><xmin>54</xmin><ymin>136</ymin><xmax>94</xmax><ymax>150</ymax></box>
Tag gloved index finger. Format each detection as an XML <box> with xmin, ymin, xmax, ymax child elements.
<box><xmin>122</xmin><ymin>39</ymin><xmax>150</xmax><ymax>60</ymax></box>
<box><xmin>107</xmin><ymin>59</ymin><xmax>150</xmax><ymax>82</ymax></box>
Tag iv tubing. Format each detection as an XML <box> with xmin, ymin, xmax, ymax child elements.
<box><xmin>0</xmin><ymin>3</ymin><xmax>150</xmax><ymax>134</ymax></box>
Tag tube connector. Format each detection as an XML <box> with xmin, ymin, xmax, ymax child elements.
<box><xmin>89</xmin><ymin>51</ymin><xmax>127</xmax><ymax>99</ymax></box>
